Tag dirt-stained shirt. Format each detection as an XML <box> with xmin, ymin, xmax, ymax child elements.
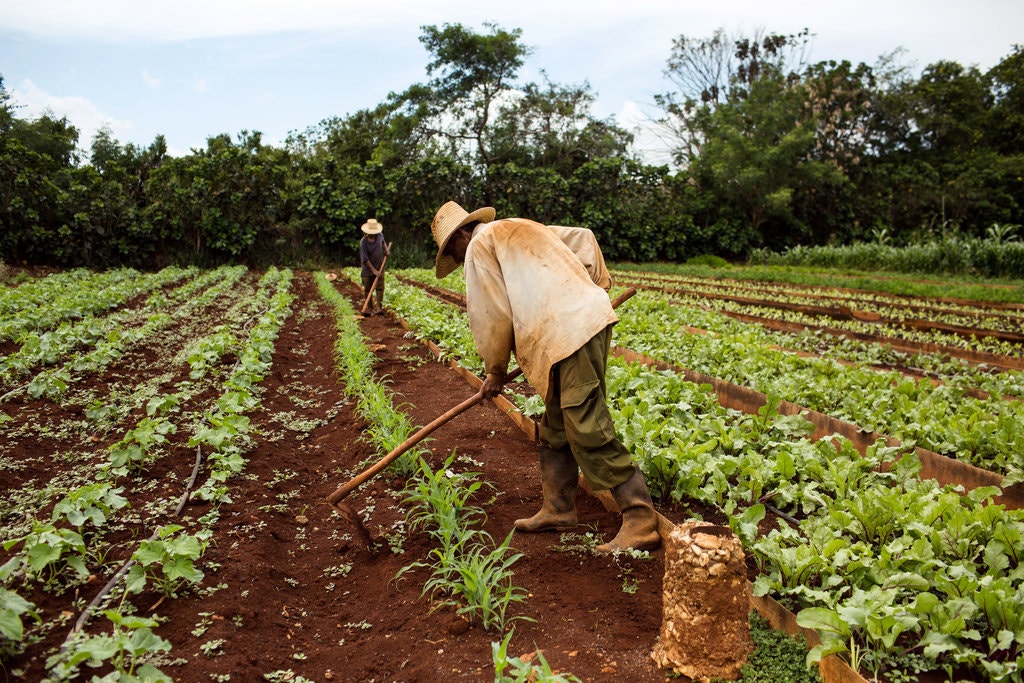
<box><xmin>464</xmin><ymin>218</ymin><xmax>617</xmax><ymax>401</ymax></box>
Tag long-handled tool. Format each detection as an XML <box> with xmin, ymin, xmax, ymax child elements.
<box><xmin>327</xmin><ymin>287</ymin><xmax>637</xmax><ymax>540</ymax></box>
<box><xmin>360</xmin><ymin>242</ymin><xmax>391</xmax><ymax>315</ymax></box>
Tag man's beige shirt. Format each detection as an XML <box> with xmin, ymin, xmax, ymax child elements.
<box><xmin>464</xmin><ymin>218</ymin><xmax>617</xmax><ymax>401</ymax></box>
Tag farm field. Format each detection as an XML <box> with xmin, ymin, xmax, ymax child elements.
<box><xmin>1</xmin><ymin>268</ymin><xmax>673</xmax><ymax>682</ymax></box>
<box><xmin>2</xmin><ymin>264</ymin><xmax>1023</xmax><ymax>682</ymax></box>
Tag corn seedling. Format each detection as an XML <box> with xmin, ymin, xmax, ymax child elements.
<box><xmin>492</xmin><ymin>629</ymin><xmax>581</xmax><ymax>682</ymax></box>
<box><xmin>398</xmin><ymin>456</ymin><xmax>530</xmax><ymax>633</ymax></box>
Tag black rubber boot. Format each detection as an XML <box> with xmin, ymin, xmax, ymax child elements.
<box><xmin>514</xmin><ymin>446</ymin><xmax>578</xmax><ymax>532</ymax></box>
<box><xmin>596</xmin><ymin>468</ymin><xmax>660</xmax><ymax>553</ymax></box>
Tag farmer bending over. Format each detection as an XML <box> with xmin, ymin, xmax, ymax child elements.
<box><xmin>430</xmin><ymin>201</ymin><xmax>660</xmax><ymax>553</ymax></box>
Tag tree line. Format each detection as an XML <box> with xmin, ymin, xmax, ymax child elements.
<box><xmin>1</xmin><ymin>23</ymin><xmax>1021</xmax><ymax>270</ymax></box>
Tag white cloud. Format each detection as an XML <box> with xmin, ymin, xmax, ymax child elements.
<box><xmin>142</xmin><ymin>69</ymin><xmax>160</xmax><ymax>88</ymax></box>
<box><xmin>618</xmin><ymin>100</ymin><xmax>674</xmax><ymax>167</ymax></box>
<box><xmin>1</xmin><ymin>0</ymin><xmax>1018</xmax><ymax>74</ymax></box>
<box><xmin>10</xmin><ymin>78</ymin><xmax>134</xmax><ymax>152</ymax></box>
<box><xmin>195</xmin><ymin>77</ymin><xmax>209</xmax><ymax>94</ymax></box>
<box><xmin>0</xmin><ymin>0</ymin><xmax>440</xmax><ymax>43</ymax></box>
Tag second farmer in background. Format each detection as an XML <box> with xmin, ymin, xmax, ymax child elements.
<box><xmin>359</xmin><ymin>218</ymin><xmax>389</xmax><ymax>316</ymax></box>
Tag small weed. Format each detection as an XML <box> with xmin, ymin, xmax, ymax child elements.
<box><xmin>344</xmin><ymin>620</ymin><xmax>373</xmax><ymax>630</ymax></box>
<box><xmin>323</xmin><ymin>563</ymin><xmax>353</xmax><ymax>579</ymax></box>
<box><xmin>199</xmin><ymin>638</ymin><xmax>226</xmax><ymax>656</ymax></box>
<box><xmin>263</xmin><ymin>671</ymin><xmax>315</xmax><ymax>683</ymax></box>
<box><xmin>385</xmin><ymin>526</ymin><xmax>407</xmax><ymax>554</ymax></box>
<box><xmin>198</xmin><ymin>582</ymin><xmax>228</xmax><ymax>597</ymax></box>
<box><xmin>550</xmin><ymin>530</ymin><xmax>601</xmax><ymax>555</ymax></box>
<box><xmin>620</xmin><ymin>570</ymin><xmax>640</xmax><ymax>595</ymax></box>
<box><xmin>191</xmin><ymin>612</ymin><xmax>214</xmax><ymax>637</ymax></box>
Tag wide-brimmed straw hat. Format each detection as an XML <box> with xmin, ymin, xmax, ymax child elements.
<box><xmin>361</xmin><ymin>218</ymin><xmax>383</xmax><ymax>235</ymax></box>
<box><xmin>431</xmin><ymin>201</ymin><xmax>495</xmax><ymax>278</ymax></box>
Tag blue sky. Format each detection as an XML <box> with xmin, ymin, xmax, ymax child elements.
<box><xmin>1</xmin><ymin>0</ymin><xmax>1021</xmax><ymax>160</ymax></box>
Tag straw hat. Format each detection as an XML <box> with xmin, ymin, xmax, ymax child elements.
<box><xmin>361</xmin><ymin>218</ymin><xmax>383</xmax><ymax>235</ymax></box>
<box><xmin>431</xmin><ymin>201</ymin><xmax>495</xmax><ymax>278</ymax></box>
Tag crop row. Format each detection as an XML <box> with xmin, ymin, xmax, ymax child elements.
<box><xmin>0</xmin><ymin>266</ymin><xmax>256</xmax><ymax>542</ymax></box>
<box><xmin>612</xmin><ymin>263</ymin><xmax>1024</xmax><ymax>307</ymax></box>
<box><xmin>611</xmin><ymin>269</ymin><xmax>1024</xmax><ymax>334</ymax></box>
<box><xmin>0</xmin><ymin>267</ymin><xmax>193</xmax><ymax>342</ymax></box>
<box><xmin>653</xmin><ymin>286</ymin><xmax>1024</xmax><ymax>361</ymax></box>
<box><xmin>1</xmin><ymin>267</ymin><xmax>294</xmax><ymax>680</ymax></box>
<box><xmin>610</xmin><ymin>292</ymin><xmax>1024</xmax><ymax>483</ymax></box>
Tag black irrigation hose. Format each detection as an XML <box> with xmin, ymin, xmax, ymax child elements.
<box><xmin>63</xmin><ymin>555</ymin><xmax>139</xmax><ymax>647</ymax></box>
<box><xmin>0</xmin><ymin>381</ymin><xmax>29</xmax><ymax>403</ymax></box>
<box><xmin>763</xmin><ymin>502</ymin><xmax>801</xmax><ymax>529</ymax></box>
<box><xmin>175</xmin><ymin>446</ymin><xmax>205</xmax><ymax>516</ymax></box>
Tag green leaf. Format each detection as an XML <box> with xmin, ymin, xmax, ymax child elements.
<box><xmin>796</xmin><ymin>607</ymin><xmax>850</xmax><ymax>637</ymax></box>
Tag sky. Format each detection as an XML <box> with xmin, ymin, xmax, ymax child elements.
<box><xmin>1</xmin><ymin>0</ymin><xmax>1021</xmax><ymax>161</ymax></box>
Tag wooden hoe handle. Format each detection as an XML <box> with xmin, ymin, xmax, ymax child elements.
<box><xmin>360</xmin><ymin>243</ymin><xmax>391</xmax><ymax>313</ymax></box>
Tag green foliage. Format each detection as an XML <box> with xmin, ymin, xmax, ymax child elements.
<box><xmin>142</xmin><ymin>131</ymin><xmax>287</xmax><ymax>264</ymax></box>
<box><xmin>0</xmin><ymin>586</ymin><xmax>40</xmax><ymax>656</ymax></box>
<box><xmin>103</xmin><ymin>415</ymin><xmax>177</xmax><ymax>477</ymax></box>
<box><xmin>50</xmin><ymin>483</ymin><xmax>129</xmax><ymax>531</ymax></box>
<box><xmin>685</xmin><ymin>254</ymin><xmax>730</xmax><ymax>267</ymax></box>
<box><xmin>738</xmin><ymin>612</ymin><xmax>820</xmax><ymax>682</ymax></box>
<box><xmin>126</xmin><ymin>525</ymin><xmax>209</xmax><ymax>598</ymax></box>
<box><xmin>3</xmin><ymin>36</ymin><xmax>1024</xmax><ymax>267</ymax></box>
<box><xmin>316</xmin><ymin>270</ymin><xmax>426</xmax><ymax>476</ymax></box>
<box><xmin>751</xmin><ymin>231</ymin><xmax>1024</xmax><ymax>279</ymax></box>
<box><xmin>45</xmin><ymin>610</ymin><xmax>172</xmax><ymax>682</ymax></box>
<box><xmin>2</xmin><ymin>522</ymin><xmax>90</xmax><ymax>590</ymax></box>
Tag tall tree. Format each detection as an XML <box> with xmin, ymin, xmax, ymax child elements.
<box><xmin>987</xmin><ymin>45</ymin><xmax>1024</xmax><ymax>156</ymax></box>
<box><xmin>417</xmin><ymin>22</ymin><xmax>530</xmax><ymax>167</ymax></box>
<box><xmin>0</xmin><ymin>76</ymin><xmax>82</xmax><ymax>263</ymax></box>
<box><xmin>655</xmin><ymin>27</ymin><xmax>812</xmax><ymax>165</ymax></box>
<box><xmin>487</xmin><ymin>75</ymin><xmax>633</xmax><ymax>176</ymax></box>
<box><xmin>688</xmin><ymin>66</ymin><xmax>844</xmax><ymax>251</ymax></box>
<box><xmin>144</xmin><ymin>130</ymin><xmax>287</xmax><ymax>263</ymax></box>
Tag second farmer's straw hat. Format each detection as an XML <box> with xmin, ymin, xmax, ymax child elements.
<box><xmin>431</xmin><ymin>201</ymin><xmax>495</xmax><ymax>278</ymax></box>
<box><xmin>361</xmin><ymin>218</ymin><xmax>383</xmax><ymax>235</ymax></box>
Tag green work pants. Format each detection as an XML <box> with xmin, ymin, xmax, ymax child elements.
<box><xmin>538</xmin><ymin>325</ymin><xmax>634</xmax><ymax>491</ymax></box>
